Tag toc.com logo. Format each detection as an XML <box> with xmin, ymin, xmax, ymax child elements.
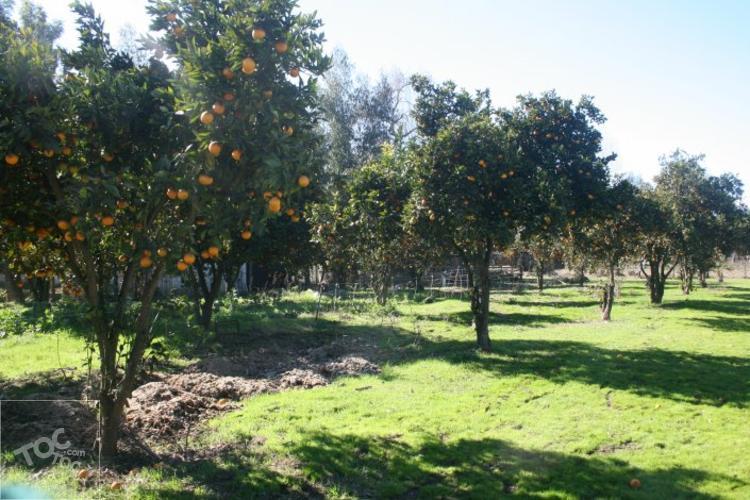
<box><xmin>13</xmin><ymin>428</ymin><xmax>87</xmax><ymax>467</ymax></box>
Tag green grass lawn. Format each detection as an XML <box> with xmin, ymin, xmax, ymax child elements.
<box><xmin>1</xmin><ymin>279</ymin><xmax>749</xmax><ymax>498</ymax></box>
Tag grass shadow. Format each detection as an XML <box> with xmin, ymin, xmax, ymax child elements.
<box><xmin>660</xmin><ymin>300</ymin><xmax>750</xmax><ymax>317</ymax></box>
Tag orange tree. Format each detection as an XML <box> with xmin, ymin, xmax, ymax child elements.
<box><xmin>581</xmin><ymin>178</ymin><xmax>642</xmax><ymax>320</ymax></box>
<box><xmin>410</xmin><ymin>78</ymin><xmax>612</xmax><ymax>351</ymax></box>
<box><xmin>0</xmin><ymin>9</ymin><xmax>63</xmax><ymax>304</ymax></box>
<box><xmin>147</xmin><ymin>0</ymin><xmax>328</xmax><ymax>326</ymax></box>
<box><xmin>310</xmin><ymin>144</ymin><xmax>415</xmax><ymax>304</ymax></box>
<box><xmin>2</xmin><ymin>1</ymin><xmax>197</xmax><ymax>458</ymax></box>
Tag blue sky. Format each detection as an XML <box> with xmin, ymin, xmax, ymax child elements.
<box><xmin>26</xmin><ymin>0</ymin><xmax>750</xmax><ymax>201</ymax></box>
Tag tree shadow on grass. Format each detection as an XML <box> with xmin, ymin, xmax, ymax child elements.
<box><xmin>419</xmin><ymin>310</ymin><xmax>571</xmax><ymax>328</ymax></box>
<box><xmin>135</xmin><ymin>431</ymin><xmax>744</xmax><ymax>499</ymax></box>
<box><xmin>457</xmin><ymin>339</ymin><xmax>750</xmax><ymax>407</ymax></box>
<box><xmin>690</xmin><ymin>316</ymin><xmax>750</xmax><ymax>333</ymax></box>
<box><xmin>284</xmin><ymin>432</ymin><xmax>744</xmax><ymax>499</ymax></box>
<box><xmin>501</xmin><ymin>299</ymin><xmax>600</xmax><ymax>309</ymax></box>
<box><xmin>660</xmin><ymin>300</ymin><xmax>750</xmax><ymax>317</ymax></box>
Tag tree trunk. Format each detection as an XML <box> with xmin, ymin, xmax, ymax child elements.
<box><xmin>536</xmin><ymin>260</ymin><xmax>545</xmax><ymax>292</ymax></box>
<box><xmin>470</xmin><ymin>246</ymin><xmax>492</xmax><ymax>352</ymax></box>
<box><xmin>698</xmin><ymin>269</ymin><xmax>708</xmax><ymax>288</ymax></box>
<box><xmin>2</xmin><ymin>265</ymin><xmax>24</xmax><ymax>304</ymax></box>
<box><xmin>576</xmin><ymin>264</ymin><xmax>586</xmax><ymax>287</ymax></box>
<box><xmin>680</xmin><ymin>264</ymin><xmax>694</xmax><ymax>295</ymax></box>
<box><xmin>600</xmin><ymin>265</ymin><xmax>615</xmax><ymax>321</ymax></box>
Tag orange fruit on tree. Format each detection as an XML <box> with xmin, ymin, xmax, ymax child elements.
<box><xmin>116</xmin><ymin>199</ymin><xmax>129</xmax><ymax>209</ymax></box>
<box><xmin>176</xmin><ymin>261</ymin><xmax>188</xmax><ymax>272</ymax></box>
<box><xmin>268</xmin><ymin>196</ymin><xmax>282</xmax><ymax>213</ymax></box>
<box><xmin>467</xmin><ymin>175</ymin><xmax>476</xmax><ymax>182</ymax></box>
<box><xmin>43</xmin><ymin>149</ymin><xmax>55</xmax><ymax>158</ymax></box>
<box><xmin>222</xmin><ymin>67</ymin><xmax>235</xmax><ymax>79</ymax></box>
<box><xmin>231</xmin><ymin>149</ymin><xmax>242</xmax><ymax>161</ymax></box>
<box><xmin>241</xmin><ymin>230</ymin><xmax>252</xmax><ymax>240</ymax></box>
<box><xmin>262</xmin><ymin>89</ymin><xmax>273</xmax><ymax>99</ymax></box>
<box><xmin>140</xmin><ymin>256</ymin><xmax>153</xmax><ymax>268</ymax></box>
<box><xmin>629</xmin><ymin>478</ymin><xmax>641</xmax><ymax>489</ymax></box>
<box><xmin>75</xmin><ymin>231</ymin><xmax>85</xmax><ymax>241</ymax></box>
<box><xmin>208</xmin><ymin>141</ymin><xmax>222</xmax><ymax>156</ymax></box>
<box><xmin>274</xmin><ymin>40</ymin><xmax>288</xmax><ymax>53</ymax></box>
<box><xmin>285</xmin><ymin>208</ymin><xmax>295</xmax><ymax>216</ymax></box>
<box><xmin>478</xmin><ymin>159</ymin><xmax>487</xmax><ymax>168</ymax></box>
<box><xmin>4</xmin><ymin>153</ymin><xmax>19</xmax><ymax>165</ymax></box>
<box><xmin>64</xmin><ymin>231</ymin><xmax>74</xmax><ymax>242</ymax></box>
<box><xmin>223</xmin><ymin>92</ymin><xmax>235</xmax><ymax>101</ymax></box>
<box><xmin>101</xmin><ymin>215</ymin><xmax>115</xmax><ymax>227</ymax></box>
<box><xmin>200</xmin><ymin>250</ymin><xmax>210</xmax><ymax>259</ymax></box>
<box><xmin>101</xmin><ymin>151</ymin><xmax>114</xmax><ymax>162</ymax></box>
<box><xmin>241</xmin><ymin>57</ymin><xmax>256</xmax><ymax>75</ymax></box>
<box><xmin>263</xmin><ymin>191</ymin><xmax>272</xmax><ymax>200</ymax></box>
<box><xmin>200</xmin><ymin>111</ymin><xmax>214</xmax><ymax>124</ymax></box>
<box><xmin>297</xmin><ymin>175</ymin><xmax>310</xmax><ymax>188</ymax></box>
<box><xmin>208</xmin><ymin>245</ymin><xmax>220</xmax><ymax>257</ymax></box>
<box><xmin>166</xmin><ymin>188</ymin><xmax>178</xmax><ymax>200</ymax></box>
<box><xmin>157</xmin><ymin>247</ymin><xmax>168</xmax><ymax>257</ymax></box>
<box><xmin>289</xmin><ymin>67</ymin><xmax>300</xmax><ymax>78</ymax></box>
<box><xmin>165</xmin><ymin>12</ymin><xmax>177</xmax><ymax>22</ymax></box>
<box><xmin>173</xmin><ymin>25</ymin><xmax>184</xmax><ymax>36</ymax></box>
<box><xmin>211</xmin><ymin>102</ymin><xmax>225</xmax><ymax>115</ymax></box>
<box><xmin>198</xmin><ymin>174</ymin><xmax>214</xmax><ymax>186</ymax></box>
<box><xmin>183</xmin><ymin>253</ymin><xmax>196</xmax><ymax>265</ymax></box>
<box><xmin>282</xmin><ymin>125</ymin><xmax>293</xmax><ymax>136</ymax></box>
<box><xmin>177</xmin><ymin>189</ymin><xmax>189</xmax><ymax>200</ymax></box>
<box><xmin>70</xmin><ymin>215</ymin><xmax>79</xmax><ymax>225</ymax></box>
<box><xmin>251</xmin><ymin>27</ymin><xmax>266</xmax><ymax>41</ymax></box>
<box><xmin>62</xmin><ymin>146</ymin><xmax>72</xmax><ymax>156</ymax></box>
<box><xmin>291</xmin><ymin>215</ymin><xmax>300</xmax><ymax>223</ymax></box>
<box><xmin>57</xmin><ymin>220</ymin><xmax>70</xmax><ymax>231</ymax></box>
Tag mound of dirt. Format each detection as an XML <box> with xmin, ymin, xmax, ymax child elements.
<box><xmin>165</xmin><ymin>372</ymin><xmax>271</xmax><ymax>400</ymax></box>
<box><xmin>277</xmin><ymin>369</ymin><xmax>327</xmax><ymax>389</ymax></box>
<box><xmin>317</xmin><ymin>356</ymin><xmax>381</xmax><ymax>377</ymax></box>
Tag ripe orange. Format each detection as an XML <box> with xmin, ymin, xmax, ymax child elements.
<box><xmin>208</xmin><ymin>141</ymin><xmax>222</xmax><ymax>156</ymax></box>
<box><xmin>222</xmin><ymin>67</ymin><xmax>235</xmax><ymax>79</ymax></box>
<box><xmin>62</xmin><ymin>146</ymin><xmax>72</xmax><ymax>156</ymax></box>
<box><xmin>140</xmin><ymin>256</ymin><xmax>153</xmax><ymax>268</ymax></box>
<box><xmin>116</xmin><ymin>199</ymin><xmax>129</xmax><ymax>209</ymax></box>
<box><xmin>268</xmin><ymin>196</ymin><xmax>282</xmax><ymax>213</ymax></box>
<box><xmin>282</xmin><ymin>125</ymin><xmax>293</xmax><ymax>136</ymax></box>
<box><xmin>289</xmin><ymin>67</ymin><xmax>300</xmax><ymax>77</ymax></box>
<box><xmin>223</xmin><ymin>92</ymin><xmax>235</xmax><ymax>101</ymax></box>
<box><xmin>198</xmin><ymin>174</ymin><xmax>214</xmax><ymax>186</ymax></box>
<box><xmin>241</xmin><ymin>57</ymin><xmax>256</xmax><ymax>75</ymax></box>
<box><xmin>275</xmin><ymin>40</ymin><xmax>288</xmax><ymax>53</ymax></box>
<box><xmin>75</xmin><ymin>231</ymin><xmax>85</xmax><ymax>241</ymax></box>
<box><xmin>263</xmin><ymin>191</ymin><xmax>272</xmax><ymax>200</ymax></box>
<box><xmin>262</xmin><ymin>89</ymin><xmax>273</xmax><ymax>99</ymax></box>
<box><xmin>200</xmin><ymin>111</ymin><xmax>214</xmax><ymax>124</ymax></box>
<box><xmin>166</xmin><ymin>188</ymin><xmax>178</xmax><ymax>200</ymax></box>
<box><xmin>212</xmin><ymin>102</ymin><xmax>225</xmax><ymax>115</ymax></box>
<box><xmin>176</xmin><ymin>261</ymin><xmax>188</xmax><ymax>272</ymax></box>
<box><xmin>183</xmin><ymin>253</ymin><xmax>196</xmax><ymax>265</ymax></box>
<box><xmin>57</xmin><ymin>220</ymin><xmax>70</xmax><ymax>231</ymax></box>
<box><xmin>252</xmin><ymin>27</ymin><xmax>266</xmax><ymax>41</ymax></box>
<box><xmin>200</xmin><ymin>250</ymin><xmax>210</xmax><ymax>259</ymax></box>
<box><xmin>157</xmin><ymin>247</ymin><xmax>168</xmax><ymax>257</ymax></box>
<box><xmin>4</xmin><ymin>153</ymin><xmax>18</xmax><ymax>166</ymax></box>
<box><xmin>70</xmin><ymin>215</ymin><xmax>79</xmax><ymax>225</ymax></box>
<box><xmin>207</xmin><ymin>245</ymin><xmax>220</xmax><ymax>257</ymax></box>
<box><xmin>101</xmin><ymin>215</ymin><xmax>115</xmax><ymax>227</ymax></box>
<box><xmin>285</xmin><ymin>208</ymin><xmax>295</xmax><ymax>216</ymax></box>
<box><xmin>241</xmin><ymin>230</ymin><xmax>252</xmax><ymax>240</ymax></box>
<box><xmin>297</xmin><ymin>175</ymin><xmax>310</xmax><ymax>188</ymax></box>
<box><xmin>291</xmin><ymin>215</ymin><xmax>300</xmax><ymax>223</ymax></box>
<box><xmin>629</xmin><ymin>479</ymin><xmax>641</xmax><ymax>489</ymax></box>
<box><xmin>479</xmin><ymin>159</ymin><xmax>487</xmax><ymax>168</ymax></box>
<box><xmin>43</xmin><ymin>149</ymin><xmax>55</xmax><ymax>158</ymax></box>
<box><xmin>173</xmin><ymin>25</ymin><xmax>184</xmax><ymax>36</ymax></box>
<box><xmin>177</xmin><ymin>189</ymin><xmax>189</xmax><ymax>200</ymax></box>
<box><xmin>102</xmin><ymin>151</ymin><xmax>114</xmax><ymax>162</ymax></box>
<box><xmin>165</xmin><ymin>12</ymin><xmax>177</xmax><ymax>22</ymax></box>
<box><xmin>231</xmin><ymin>149</ymin><xmax>242</xmax><ymax>161</ymax></box>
